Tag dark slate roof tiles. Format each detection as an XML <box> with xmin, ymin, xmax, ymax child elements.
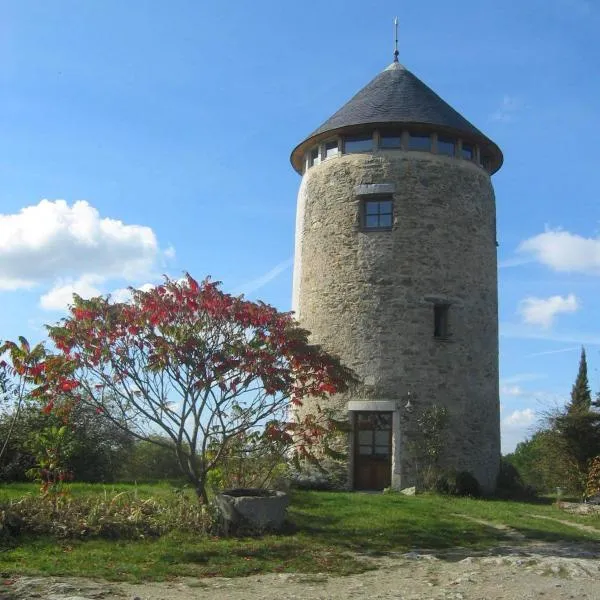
<box><xmin>291</xmin><ymin>61</ymin><xmax>502</xmax><ymax>174</ymax></box>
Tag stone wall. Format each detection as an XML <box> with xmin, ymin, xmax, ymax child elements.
<box><xmin>293</xmin><ymin>150</ymin><xmax>500</xmax><ymax>492</ymax></box>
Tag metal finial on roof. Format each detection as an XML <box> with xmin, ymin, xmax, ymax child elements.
<box><xmin>393</xmin><ymin>17</ymin><xmax>399</xmax><ymax>62</ymax></box>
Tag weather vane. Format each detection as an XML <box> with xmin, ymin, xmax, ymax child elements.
<box><xmin>393</xmin><ymin>16</ymin><xmax>399</xmax><ymax>62</ymax></box>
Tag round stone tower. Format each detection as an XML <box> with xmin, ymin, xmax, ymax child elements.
<box><xmin>290</xmin><ymin>57</ymin><xmax>503</xmax><ymax>493</ymax></box>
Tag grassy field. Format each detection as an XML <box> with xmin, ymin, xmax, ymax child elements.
<box><xmin>1</xmin><ymin>483</ymin><xmax>599</xmax><ymax>581</ymax></box>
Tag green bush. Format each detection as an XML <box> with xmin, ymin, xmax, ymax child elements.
<box><xmin>434</xmin><ymin>470</ymin><xmax>481</xmax><ymax>497</ymax></box>
<box><xmin>495</xmin><ymin>458</ymin><xmax>537</xmax><ymax>500</ymax></box>
<box><xmin>118</xmin><ymin>437</ymin><xmax>185</xmax><ymax>483</ymax></box>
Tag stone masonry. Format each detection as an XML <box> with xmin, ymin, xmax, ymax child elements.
<box><xmin>292</xmin><ymin>149</ymin><xmax>500</xmax><ymax>492</ymax></box>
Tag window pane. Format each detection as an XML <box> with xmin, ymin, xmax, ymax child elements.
<box><xmin>325</xmin><ymin>141</ymin><xmax>339</xmax><ymax>159</ymax></box>
<box><xmin>434</xmin><ymin>304</ymin><xmax>449</xmax><ymax>338</ymax></box>
<box><xmin>358</xmin><ymin>430</ymin><xmax>372</xmax><ymax>445</ymax></box>
<box><xmin>345</xmin><ymin>136</ymin><xmax>373</xmax><ymax>153</ymax></box>
<box><xmin>380</xmin><ymin>135</ymin><xmax>402</xmax><ymax>149</ymax></box>
<box><xmin>375</xmin><ymin>446</ymin><xmax>390</xmax><ymax>456</ymax></box>
<box><xmin>365</xmin><ymin>201</ymin><xmax>379</xmax><ymax>215</ymax></box>
<box><xmin>365</xmin><ymin>215</ymin><xmax>379</xmax><ymax>228</ymax></box>
<box><xmin>359</xmin><ymin>445</ymin><xmax>373</xmax><ymax>455</ymax></box>
<box><xmin>310</xmin><ymin>147</ymin><xmax>320</xmax><ymax>166</ymax></box>
<box><xmin>378</xmin><ymin>214</ymin><xmax>392</xmax><ymax>228</ymax></box>
<box><xmin>379</xmin><ymin>200</ymin><xmax>392</xmax><ymax>214</ymax></box>
<box><xmin>357</xmin><ymin>413</ymin><xmax>372</xmax><ymax>427</ymax></box>
<box><xmin>376</xmin><ymin>413</ymin><xmax>392</xmax><ymax>428</ymax></box>
<box><xmin>408</xmin><ymin>134</ymin><xmax>431</xmax><ymax>151</ymax></box>
<box><xmin>438</xmin><ymin>137</ymin><xmax>455</xmax><ymax>156</ymax></box>
<box><xmin>375</xmin><ymin>431</ymin><xmax>389</xmax><ymax>446</ymax></box>
<box><xmin>461</xmin><ymin>143</ymin><xmax>473</xmax><ymax>160</ymax></box>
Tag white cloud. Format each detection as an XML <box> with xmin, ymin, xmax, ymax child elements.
<box><xmin>519</xmin><ymin>294</ymin><xmax>578</xmax><ymax>329</ymax></box>
<box><xmin>164</xmin><ymin>246</ymin><xmax>176</xmax><ymax>260</ymax></box>
<box><xmin>501</xmin><ymin>373</ymin><xmax>545</xmax><ymax>385</ymax></box>
<box><xmin>500</xmin><ymin>385</ymin><xmax>524</xmax><ymax>397</ymax></box>
<box><xmin>498</xmin><ymin>256</ymin><xmax>534</xmax><ymax>269</ymax></box>
<box><xmin>518</xmin><ymin>229</ymin><xmax>600</xmax><ymax>275</ymax></box>
<box><xmin>491</xmin><ymin>95</ymin><xmax>522</xmax><ymax>123</ymax></box>
<box><xmin>501</xmin><ymin>408</ymin><xmax>538</xmax><ymax>454</ymax></box>
<box><xmin>40</xmin><ymin>275</ymin><xmax>104</xmax><ymax>311</ymax></box>
<box><xmin>0</xmin><ymin>199</ymin><xmax>159</xmax><ymax>290</ymax></box>
<box><xmin>502</xmin><ymin>408</ymin><xmax>536</xmax><ymax>427</ymax></box>
<box><xmin>110</xmin><ymin>283</ymin><xmax>155</xmax><ymax>304</ymax></box>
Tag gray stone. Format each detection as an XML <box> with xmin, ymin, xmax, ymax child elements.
<box><xmin>292</xmin><ymin>150</ymin><xmax>500</xmax><ymax>493</ymax></box>
<box><xmin>214</xmin><ymin>488</ymin><xmax>289</xmax><ymax>533</ymax></box>
<box><xmin>400</xmin><ymin>486</ymin><xmax>416</xmax><ymax>496</ymax></box>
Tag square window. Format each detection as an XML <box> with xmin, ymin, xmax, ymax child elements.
<box><xmin>438</xmin><ymin>137</ymin><xmax>455</xmax><ymax>156</ymax></box>
<box><xmin>310</xmin><ymin>146</ymin><xmax>320</xmax><ymax>167</ymax></box>
<box><xmin>434</xmin><ymin>304</ymin><xmax>450</xmax><ymax>339</ymax></box>
<box><xmin>408</xmin><ymin>133</ymin><xmax>431</xmax><ymax>151</ymax></box>
<box><xmin>380</xmin><ymin>134</ymin><xmax>402</xmax><ymax>149</ymax></box>
<box><xmin>324</xmin><ymin>140</ymin><xmax>339</xmax><ymax>160</ymax></box>
<box><xmin>461</xmin><ymin>143</ymin><xmax>473</xmax><ymax>160</ymax></box>
<box><xmin>345</xmin><ymin>135</ymin><xmax>373</xmax><ymax>153</ymax></box>
<box><xmin>362</xmin><ymin>198</ymin><xmax>393</xmax><ymax>231</ymax></box>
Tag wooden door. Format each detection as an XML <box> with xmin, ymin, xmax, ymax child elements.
<box><xmin>353</xmin><ymin>411</ymin><xmax>392</xmax><ymax>490</ymax></box>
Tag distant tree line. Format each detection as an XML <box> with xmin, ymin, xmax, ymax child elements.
<box><xmin>0</xmin><ymin>400</ymin><xmax>185</xmax><ymax>483</ymax></box>
<box><xmin>505</xmin><ymin>348</ymin><xmax>600</xmax><ymax>498</ymax></box>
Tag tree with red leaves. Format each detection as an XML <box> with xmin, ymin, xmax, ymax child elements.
<box><xmin>46</xmin><ymin>275</ymin><xmax>352</xmax><ymax>502</ymax></box>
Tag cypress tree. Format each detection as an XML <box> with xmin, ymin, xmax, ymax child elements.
<box><xmin>568</xmin><ymin>347</ymin><xmax>592</xmax><ymax>413</ymax></box>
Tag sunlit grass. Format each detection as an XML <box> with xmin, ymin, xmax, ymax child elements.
<box><xmin>1</xmin><ymin>485</ymin><xmax>599</xmax><ymax>581</ymax></box>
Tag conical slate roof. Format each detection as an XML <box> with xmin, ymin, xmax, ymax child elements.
<box><xmin>291</xmin><ymin>61</ymin><xmax>502</xmax><ymax>174</ymax></box>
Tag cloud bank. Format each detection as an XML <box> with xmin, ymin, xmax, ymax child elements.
<box><xmin>518</xmin><ymin>229</ymin><xmax>600</xmax><ymax>275</ymax></box>
<box><xmin>519</xmin><ymin>294</ymin><xmax>578</xmax><ymax>329</ymax></box>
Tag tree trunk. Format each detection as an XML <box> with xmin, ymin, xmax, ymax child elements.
<box><xmin>195</xmin><ymin>481</ymin><xmax>208</xmax><ymax>504</ymax></box>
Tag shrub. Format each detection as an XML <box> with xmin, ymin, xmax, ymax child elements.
<box><xmin>0</xmin><ymin>490</ymin><xmax>216</xmax><ymax>540</ymax></box>
<box><xmin>496</xmin><ymin>458</ymin><xmax>537</xmax><ymax>500</ymax></box>
<box><xmin>434</xmin><ymin>470</ymin><xmax>481</xmax><ymax>497</ymax></box>
<box><xmin>586</xmin><ymin>456</ymin><xmax>600</xmax><ymax>500</ymax></box>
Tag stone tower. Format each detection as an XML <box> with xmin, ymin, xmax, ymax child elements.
<box><xmin>290</xmin><ymin>56</ymin><xmax>503</xmax><ymax>493</ymax></box>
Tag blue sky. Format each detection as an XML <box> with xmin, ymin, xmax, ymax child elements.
<box><xmin>0</xmin><ymin>0</ymin><xmax>598</xmax><ymax>453</ymax></box>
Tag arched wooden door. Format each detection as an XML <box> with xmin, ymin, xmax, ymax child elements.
<box><xmin>353</xmin><ymin>411</ymin><xmax>392</xmax><ymax>490</ymax></box>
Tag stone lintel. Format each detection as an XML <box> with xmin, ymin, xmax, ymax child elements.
<box><xmin>347</xmin><ymin>400</ymin><xmax>398</xmax><ymax>412</ymax></box>
<box><xmin>422</xmin><ymin>294</ymin><xmax>464</xmax><ymax>306</ymax></box>
<box><xmin>354</xmin><ymin>183</ymin><xmax>396</xmax><ymax>196</ymax></box>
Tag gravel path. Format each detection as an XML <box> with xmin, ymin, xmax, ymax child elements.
<box><xmin>3</xmin><ymin>513</ymin><xmax>600</xmax><ymax>600</ymax></box>
<box><xmin>3</xmin><ymin>541</ymin><xmax>600</xmax><ymax>600</ymax></box>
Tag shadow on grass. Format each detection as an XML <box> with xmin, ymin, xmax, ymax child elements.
<box><xmin>288</xmin><ymin>491</ymin><xmax>600</xmax><ymax>562</ymax></box>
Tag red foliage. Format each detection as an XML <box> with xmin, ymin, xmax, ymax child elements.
<box><xmin>40</xmin><ymin>274</ymin><xmax>353</xmax><ymax>495</ymax></box>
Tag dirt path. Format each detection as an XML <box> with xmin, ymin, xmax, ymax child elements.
<box><xmin>3</xmin><ymin>540</ymin><xmax>600</xmax><ymax>600</ymax></box>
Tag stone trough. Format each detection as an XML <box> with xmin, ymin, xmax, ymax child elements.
<box><xmin>214</xmin><ymin>488</ymin><xmax>289</xmax><ymax>534</ymax></box>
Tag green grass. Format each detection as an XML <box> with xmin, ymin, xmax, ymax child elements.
<box><xmin>1</xmin><ymin>485</ymin><xmax>599</xmax><ymax>581</ymax></box>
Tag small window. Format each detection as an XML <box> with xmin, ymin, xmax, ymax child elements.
<box><xmin>461</xmin><ymin>142</ymin><xmax>473</xmax><ymax>160</ymax></box>
<box><xmin>324</xmin><ymin>140</ymin><xmax>339</xmax><ymax>160</ymax></box>
<box><xmin>309</xmin><ymin>146</ymin><xmax>320</xmax><ymax>167</ymax></box>
<box><xmin>438</xmin><ymin>137</ymin><xmax>455</xmax><ymax>157</ymax></box>
<box><xmin>379</xmin><ymin>134</ymin><xmax>402</xmax><ymax>149</ymax></box>
<box><xmin>363</xmin><ymin>198</ymin><xmax>393</xmax><ymax>230</ymax></box>
<box><xmin>433</xmin><ymin>304</ymin><xmax>450</xmax><ymax>339</ymax></box>
<box><xmin>408</xmin><ymin>133</ymin><xmax>431</xmax><ymax>151</ymax></box>
<box><xmin>480</xmin><ymin>154</ymin><xmax>490</xmax><ymax>170</ymax></box>
<box><xmin>345</xmin><ymin>135</ymin><xmax>373</xmax><ymax>153</ymax></box>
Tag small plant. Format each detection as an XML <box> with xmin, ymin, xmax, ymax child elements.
<box><xmin>585</xmin><ymin>456</ymin><xmax>600</xmax><ymax>500</ymax></box>
<box><xmin>0</xmin><ymin>489</ymin><xmax>216</xmax><ymax>540</ymax></box>
<box><xmin>412</xmin><ymin>405</ymin><xmax>449</xmax><ymax>490</ymax></box>
<box><xmin>434</xmin><ymin>470</ymin><xmax>481</xmax><ymax>497</ymax></box>
<box><xmin>495</xmin><ymin>458</ymin><xmax>537</xmax><ymax>500</ymax></box>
